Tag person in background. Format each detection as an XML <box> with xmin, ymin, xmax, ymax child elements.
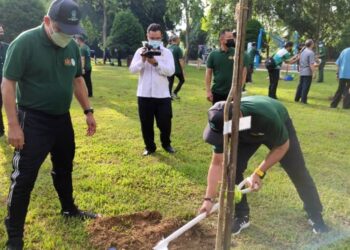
<box><xmin>0</xmin><ymin>24</ymin><xmax>9</xmax><ymax>137</ymax></box>
<box><xmin>167</xmin><ymin>35</ymin><xmax>185</xmax><ymax>100</ymax></box>
<box><xmin>129</xmin><ymin>23</ymin><xmax>175</xmax><ymax>156</ymax></box>
<box><xmin>197</xmin><ymin>45</ymin><xmax>204</xmax><ymax>69</ymax></box>
<box><xmin>1</xmin><ymin>1</ymin><xmax>99</xmax><ymax>249</ymax></box>
<box><xmin>268</xmin><ymin>41</ymin><xmax>299</xmax><ymax>99</ymax></box>
<box><xmin>205</xmin><ymin>29</ymin><xmax>249</xmax><ymax>105</ymax></box>
<box><xmin>294</xmin><ymin>39</ymin><xmax>317</xmax><ymax>104</ymax></box>
<box><xmin>330</xmin><ymin>47</ymin><xmax>350</xmax><ymax>109</ymax></box>
<box><xmin>103</xmin><ymin>47</ymin><xmax>112</xmax><ymax>64</ymax></box>
<box><xmin>76</xmin><ymin>35</ymin><xmax>93</xmax><ymax>97</ymax></box>
<box><xmin>317</xmin><ymin>41</ymin><xmax>327</xmax><ymax>83</ymax></box>
<box><xmin>246</xmin><ymin>42</ymin><xmax>258</xmax><ymax>83</ymax></box>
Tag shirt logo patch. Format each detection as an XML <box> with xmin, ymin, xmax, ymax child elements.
<box><xmin>64</xmin><ymin>58</ymin><xmax>75</xmax><ymax>66</ymax></box>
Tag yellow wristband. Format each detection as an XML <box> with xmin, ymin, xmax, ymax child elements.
<box><xmin>254</xmin><ymin>168</ymin><xmax>266</xmax><ymax>179</ymax></box>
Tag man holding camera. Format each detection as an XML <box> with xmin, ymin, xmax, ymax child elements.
<box><xmin>130</xmin><ymin>23</ymin><xmax>175</xmax><ymax>156</ymax></box>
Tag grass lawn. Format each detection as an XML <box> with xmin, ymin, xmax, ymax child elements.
<box><xmin>0</xmin><ymin>65</ymin><xmax>349</xmax><ymax>249</ymax></box>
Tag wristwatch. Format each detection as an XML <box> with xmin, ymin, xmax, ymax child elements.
<box><xmin>153</xmin><ymin>61</ymin><xmax>158</xmax><ymax>67</ymax></box>
<box><xmin>254</xmin><ymin>168</ymin><xmax>266</xmax><ymax>179</ymax></box>
<box><xmin>84</xmin><ymin>108</ymin><xmax>94</xmax><ymax>115</ymax></box>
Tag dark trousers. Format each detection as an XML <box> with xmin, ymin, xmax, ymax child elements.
<box><xmin>235</xmin><ymin>118</ymin><xmax>323</xmax><ymax>219</ymax></box>
<box><xmin>246</xmin><ymin>64</ymin><xmax>254</xmax><ymax>83</ymax></box>
<box><xmin>83</xmin><ymin>69</ymin><xmax>93</xmax><ymax>97</ymax></box>
<box><xmin>0</xmin><ymin>85</ymin><xmax>4</xmax><ymax>134</ymax></box>
<box><xmin>168</xmin><ymin>72</ymin><xmax>185</xmax><ymax>95</ymax></box>
<box><xmin>5</xmin><ymin>108</ymin><xmax>76</xmax><ymax>243</ymax></box>
<box><xmin>295</xmin><ymin>75</ymin><xmax>313</xmax><ymax>103</ymax></box>
<box><xmin>212</xmin><ymin>92</ymin><xmax>228</xmax><ymax>105</ymax></box>
<box><xmin>330</xmin><ymin>78</ymin><xmax>350</xmax><ymax>109</ymax></box>
<box><xmin>268</xmin><ymin>68</ymin><xmax>280</xmax><ymax>99</ymax></box>
<box><xmin>137</xmin><ymin>97</ymin><xmax>172</xmax><ymax>151</ymax></box>
<box><xmin>317</xmin><ymin>59</ymin><xmax>325</xmax><ymax>82</ymax></box>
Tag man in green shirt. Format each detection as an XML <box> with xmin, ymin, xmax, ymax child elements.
<box><xmin>0</xmin><ymin>24</ymin><xmax>9</xmax><ymax>137</ymax></box>
<box><xmin>317</xmin><ymin>41</ymin><xmax>327</xmax><ymax>83</ymax></box>
<box><xmin>167</xmin><ymin>35</ymin><xmax>185</xmax><ymax>99</ymax></box>
<box><xmin>199</xmin><ymin>96</ymin><xmax>328</xmax><ymax>235</ymax></box>
<box><xmin>246</xmin><ymin>42</ymin><xmax>258</xmax><ymax>83</ymax></box>
<box><xmin>1</xmin><ymin>1</ymin><xmax>98</xmax><ymax>249</ymax></box>
<box><xmin>205</xmin><ymin>29</ymin><xmax>249</xmax><ymax>104</ymax></box>
<box><xmin>76</xmin><ymin>35</ymin><xmax>93</xmax><ymax>97</ymax></box>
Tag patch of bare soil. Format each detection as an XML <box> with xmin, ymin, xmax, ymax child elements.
<box><xmin>88</xmin><ymin>211</ymin><xmax>216</xmax><ymax>250</ymax></box>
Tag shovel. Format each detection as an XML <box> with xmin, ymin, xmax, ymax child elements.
<box><xmin>153</xmin><ymin>178</ymin><xmax>253</xmax><ymax>250</ymax></box>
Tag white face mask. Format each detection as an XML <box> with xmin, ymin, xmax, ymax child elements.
<box><xmin>49</xmin><ymin>24</ymin><xmax>72</xmax><ymax>48</ymax></box>
<box><xmin>148</xmin><ymin>40</ymin><xmax>162</xmax><ymax>49</ymax></box>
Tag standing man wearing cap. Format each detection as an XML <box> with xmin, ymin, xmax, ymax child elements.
<box><xmin>199</xmin><ymin>96</ymin><xmax>328</xmax><ymax>235</ymax></box>
<box><xmin>1</xmin><ymin>1</ymin><xmax>98</xmax><ymax>249</ymax></box>
<box><xmin>267</xmin><ymin>42</ymin><xmax>299</xmax><ymax>99</ymax></box>
<box><xmin>205</xmin><ymin>29</ymin><xmax>249</xmax><ymax>105</ymax></box>
<box><xmin>0</xmin><ymin>24</ymin><xmax>9</xmax><ymax>137</ymax></box>
<box><xmin>167</xmin><ymin>35</ymin><xmax>185</xmax><ymax>100</ymax></box>
<box><xmin>76</xmin><ymin>35</ymin><xmax>93</xmax><ymax>97</ymax></box>
<box><xmin>129</xmin><ymin>23</ymin><xmax>175</xmax><ymax>156</ymax></box>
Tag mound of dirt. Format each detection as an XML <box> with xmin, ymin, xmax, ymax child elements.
<box><xmin>88</xmin><ymin>211</ymin><xmax>216</xmax><ymax>250</ymax></box>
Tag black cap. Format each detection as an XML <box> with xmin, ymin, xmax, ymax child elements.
<box><xmin>203</xmin><ymin>101</ymin><xmax>233</xmax><ymax>146</ymax></box>
<box><xmin>48</xmin><ymin>0</ymin><xmax>83</xmax><ymax>35</ymax></box>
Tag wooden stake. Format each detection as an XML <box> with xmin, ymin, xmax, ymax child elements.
<box><xmin>215</xmin><ymin>0</ymin><xmax>249</xmax><ymax>249</ymax></box>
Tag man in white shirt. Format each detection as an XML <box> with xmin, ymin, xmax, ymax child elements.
<box><xmin>130</xmin><ymin>23</ymin><xmax>175</xmax><ymax>156</ymax></box>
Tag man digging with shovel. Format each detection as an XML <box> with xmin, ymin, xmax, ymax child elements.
<box><xmin>199</xmin><ymin>95</ymin><xmax>329</xmax><ymax>235</ymax></box>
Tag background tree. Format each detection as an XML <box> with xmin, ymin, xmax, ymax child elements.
<box><xmin>107</xmin><ymin>10</ymin><xmax>144</xmax><ymax>58</ymax></box>
<box><xmin>0</xmin><ymin>0</ymin><xmax>45</xmax><ymax>43</ymax></box>
<box><xmin>167</xmin><ymin>0</ymin><xmax>204</xmax><ymax>62</ymax></box>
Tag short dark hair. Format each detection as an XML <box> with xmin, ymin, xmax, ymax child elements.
<box><xmin>284</xmin><ymin>41</ymin><xmax>294</xmax><ymax>48</ymax></box>
<box><xmin>219</xmin><ymin>29</ymin><xmax>232</xmax><ymax>39</ymax></box>
<box><xmin>252</xmin><ymin>42</ymin><xmax>257</xmax><ymax>47</ymax></box>
<box><xmin>305</xmin><ymin>39</ymin><xmax>314</xmax><ymax>47</ymax></box>
<box><xmin>147</xmin><ymin>23</ymin><xmax>162</xmax><ymax>33</ymax></box>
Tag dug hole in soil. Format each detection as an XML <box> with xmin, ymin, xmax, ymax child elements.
<box><xmin>88</xmin><ymin>210</ymin><xmax>217</xmax><ymax>250</ymax></box>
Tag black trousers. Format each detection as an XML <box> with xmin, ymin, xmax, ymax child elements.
<box><xmin>330</xmin><ymin>78</ymin><xmax>350</xmax><ymax>109</ymax></box>
<box><xmin>212</xmin><ymin>92</ymin><xmax>228</xmax><ymax>105</ymax></box>
<box><xmin>137</xmin><ymin>97</ymin><xmax>172</xmax><ymax>151</ymax></box>
<box><xmin>5</xmin><ymin>108</ymin><xmax>76</xmax><ymax>242</ymax></box>
<box><xmin>268</xmin><ymin>68</ymin><xmax>280</xmax><ymax>99</ymax></box>
<box><xmin>0</xmin><ymin>85</ymin><xmax>4</xmax><ymax>134</ymax></box>
<box><xmin>168</xmin><ymin>72</ymin><xmax>185</xmax><ymax>95</ymax></box>
<box><xmin>246</xmin><ymin>64</ymin><xmax>254</xmax><ymax>83</ymax></box>
<box><xmin>295</xmin><ymin>75</ymin><xmax>312</xmax><ymax>103</ymax></box>
<box><xmin>234</xmin><ymin>118</ymin><xmax>323</xmax><ymax>219</ymax></box>
<box><xmin>83</xmin><ymin>69</ymin><xmax>93</xmax><ymax>97</ymax></box>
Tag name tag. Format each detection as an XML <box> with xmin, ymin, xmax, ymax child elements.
<box><xmin>223</xmin><ymin>116</ymin><xmax>252</xmax><ymax>135</ymax></box>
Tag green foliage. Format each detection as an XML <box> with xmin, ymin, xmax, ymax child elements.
<box><xmin>81</xmin><ymin>17</ymin><xmax>101</xmax><ymax>45</ymax></box>
<box><xmin>246</xmin><ymin>19</ymin><xmax>263</xmax><ymax>43</ymax></box>
<box><xmin>0</xmin><ymin>0</ymin><xmax>45</xmax><ymax>43</ymax></box>
<box><xmin>107</xmin><ymin>11</ymin><xmax>144</xmax><ymax>56</ymax></box>
<box><xmin>181</xmin><ymin>22</ymin><xmax>208</xmax><ymax>60</ymax></box>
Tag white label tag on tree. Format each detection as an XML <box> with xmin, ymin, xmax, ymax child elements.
<box><xmin>223</xmin><ymin>116</ymin><xmax>251</xmax><ymax>135</ymax></box>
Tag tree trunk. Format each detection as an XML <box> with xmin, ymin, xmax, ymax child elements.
<box><xmin>184</xmin><ymin>1</ymin><xmax>190</xmax><ymax>64</ymax></box>
<box><xmin>315</xmin><ymin>0</ymin><xmax>322</xmax><ymax>53</ymax></box>
<box><xmin>102</xmin><ymin>0</ymin><xmax>107</xmax><ymax>49</ymax></box>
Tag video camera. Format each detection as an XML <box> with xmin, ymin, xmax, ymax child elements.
<box><xmin>141</xmin><ymin>42</ymin><xmax>161</xmax><ymax>58</ymax></box>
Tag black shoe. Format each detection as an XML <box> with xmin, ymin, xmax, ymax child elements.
<box><xmin>143</xmin><ymin>149</ymin><xmax>155</xmax><ymax>156</ymax></box>
<box><xmin>61</xmin><ymin>207</ymin><xmax>100</xmax><ymax>220</ymax></box>
<box><xmin>163</xmin><ymin>146</ymin><xmax>175</xmax><ymax>154</ymax></box>
<box><xmin>0</xmin><ymin>131</ymin><xmax>4</xmax><ymax>137</ymax></box>
<box><xmin>231</xmin><ymin>216</ymin><xmax>250</xmax><ymax>235</ymax></box>
<box><xmin>308</xmin><ymin>215</ymin><xmax>330</xmax><ymax>234</ymax></box>
<box><xmin>6</xmin><ymin>239</ymin><xmax>24</xmax><ymax>250</ymax></box>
